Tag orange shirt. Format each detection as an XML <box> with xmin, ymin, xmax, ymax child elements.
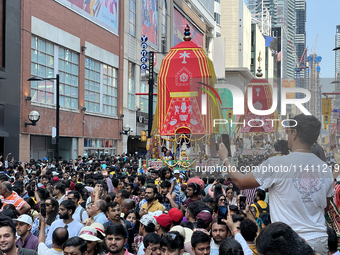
<box><xmin>0</xmin><ymin>191</ymin><xmax>27</xmax><ymax>211</ymax></box>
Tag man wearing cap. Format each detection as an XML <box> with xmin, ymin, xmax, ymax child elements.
<box><xmin>154</xmin><ymin>214</ymin><xmax>172</xmax><ymax>236</ymax></box>
<box><xmin>137</xmin><ymin>215</ymin><xmax>157</xmax><ymax>255</ymax></box>
<box><xmin>15</xmin><ymin>214</ymin><xmax>39</xmax><ymax>251</ymax></box>
<box><xmin>38</xmin><ymin>214</ymin><xmax>69</xmax><ymax>255</ymax></box>
<box><xmin>168</xmin><ymin>208</ymin><xmax>183</xmax><ymax>228</ymax></box>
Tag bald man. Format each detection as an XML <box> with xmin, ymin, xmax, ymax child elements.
<box><xmin>38</xmin><ymin>214</ymin><xmax>69</xmax><ymax>255</ymax></box>
<box><xmin>121</xmin><ymin>199</ymin><xmax>135</xmax><ymax>214</ymax></box>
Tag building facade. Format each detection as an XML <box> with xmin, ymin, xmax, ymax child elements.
<box><xmin>122</xmin><ymin>0</ymin><xmax>215</xmax><ymax>154</ymax></box>
<box><xmin>20</xmin><ymin>0</ymin><xmax>124</xmax><ymax>162</ymax></box>
<box><xmin>0</xmin><ymin>0</ymin><xmax>21</xmax><ymax>160</ymax></box>
<box><xmin>335</xmin><ymin>25</ymin><xmax>340</xmax><ymax>109</ymax></box>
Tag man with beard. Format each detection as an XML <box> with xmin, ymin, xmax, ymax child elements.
<box><xmin>140</xmin><ymin>184</ymin><xmax>164</xmax><ymax>215</ymax></box>
<box><xmin>46</xmin><ymin>199</ymin><xmax>83</xmax><ymax>248</ymax></box>
<box><xmin>160</xmin><ymin>181</ymin><xmax>180</xmax><ymax>209</ymax></box>
<box><xmin>103</xmin><ymin>202</ymin><xmax>135</xmax><ymax>253</ymax></box>
<box><xmin>105</xmin><ymin>223</ymin><xmax>134</xmax><ymax>255</ymax></box>
<box><xmin>0</xmin><ymin>215</ymin><xmax>37</xmax><ymax>255</ymax></box>
<box><xmin>210</xmin><ymin>221</ymin><xmax>229</xmax><ymax>255</ymax></box>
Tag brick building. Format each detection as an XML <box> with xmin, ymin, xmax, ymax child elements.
<box><xmin>20</xmin><ymin>0</ymin><xmax>124</xmax><ymax>162</ymax></box>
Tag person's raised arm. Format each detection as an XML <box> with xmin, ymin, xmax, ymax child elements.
<box><xmin>218</xmin><ymin>143</ymin><xmax>260</xmax><ymax>190</ymax></box>
<box><xmin>38</xmin><ymin>214</ymin><xmax>46</xmax><ymax>244</ymax></box>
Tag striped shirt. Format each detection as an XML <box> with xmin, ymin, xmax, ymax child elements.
<box><xmin>0</xmin><ymin>191</ymin><xmax>27</xmax><ymax>211</ymax></box>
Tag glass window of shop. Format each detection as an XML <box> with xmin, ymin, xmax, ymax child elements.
<box><xmin>84</xmin><ymin>138</ymin><xmax>117</xmax><ymax>157</ymax></box>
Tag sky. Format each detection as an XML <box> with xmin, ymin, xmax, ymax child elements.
<box><xmin>243</xmin><ymin>0</ymin><xmax>340</xmax><ymax>93</ymax></box>
<box><xmin>305</xmin><ymin>0</ymin><xmax>340</xmax><ymax>92</ymax></box>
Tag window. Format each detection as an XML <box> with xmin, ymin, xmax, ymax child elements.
<box><xmin>214</xmin><ymin>13</ymin><xmax>220</xmax><ymax>25</ymax></box>
<box><xmin>161</xmin><ymin>0</ymin><xmax>167</xmax><ymax>52</ymax></box>
<box><xmin>31</xmin><ymin>36</ymin><xmax>79</xmax><ymax>108</ymax></box>
<box><xmin>84</xmin><ymin>138</ymin><xmax>117</xmax><ymax>156</ymax></box>
<box><xmin>59</xmin><ymin>48</ymin><xmax>79</xmax><ymax>108</ymax></box>
<box><xmin>128</xmin><ymin>62</ymin><xmax>135</xmax><ymax>110</ymax></box>
<box><xmin>215</xmin><ymin>0</ymin><xmax>220</xmax><ymax>2</ymax></box>
<box><xmin>84</xmin><ymin>57</ymin><xmax>117</xmax><ymax>115</ymax></box>
<box><xmin>216</xmin><ymin>32</ymin><xmax>221</xmax><ymax>37</ymax></box>
<box><xmin>129</xmin><ymin>0</ymin><xmax>136</xmax><ymax>36</ymax></box>
<box><xmin>31</xmin><ymin>36</ymin><xmax>55</xmax><ymax>104</ymax></box>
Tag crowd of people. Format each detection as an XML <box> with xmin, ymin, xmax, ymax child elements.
<box><xmin>0</xmin><ymin>114</ymin><xmax>339</xmax><ymax>255</ymax></box>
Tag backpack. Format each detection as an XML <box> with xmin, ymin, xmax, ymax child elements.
<box><xmin>255</xmin><ymin>202</ymin><xmax>271</xmax><ymax>226</ymax></box>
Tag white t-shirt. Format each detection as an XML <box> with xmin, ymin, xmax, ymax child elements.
<box><xmin>46</xmin><ymin>219</ymin><xmax>84</xmax><ymax>248</ymax></box>
<box><xmin>137</xmin><ymin>242</ymin><xmax>144</xmax><ymax>255</ymax></box>
<box><xmin>38</xmin><ymin>243</ymin><xmax>63</xmax><ymax>255</ymax></box>
<box><xmin>253</xmin><ymin>152</ymin><xmax>334</xmax><ymax>241</ymax></box>
<box><xmin>72</xmin><ymin>205</ymin><xmax>88</xmax><ymax>223</ymax></box>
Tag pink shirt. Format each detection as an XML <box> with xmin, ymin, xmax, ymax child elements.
<box><xmin>106</xmin><ymin>248</ymin><xmax>133</xmax><ymax>255</ymax></box>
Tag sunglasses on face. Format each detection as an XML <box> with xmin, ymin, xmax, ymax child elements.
<box><xmin>219</xmin><ymin>199</ymin><xmax>226</xmax><ymax>201</ymax></box>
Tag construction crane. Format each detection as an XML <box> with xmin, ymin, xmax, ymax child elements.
<box><xmin>312</xmin><ymin>34</ymin><xmax>318</xmax><ymax>55</ymax></box>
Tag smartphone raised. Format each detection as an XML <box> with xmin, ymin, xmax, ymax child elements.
<box><xmin>217</xmin><ymin>206</ymin><xmax>228</xmax><ymax>225</ymax></box>
<box><xmin>239</xmin><ymin>196</ymin><xmax>247</xmax><ymax>210</ymax></box>
<box><xmin>40</xmin><ymin>203</ymin><xmax>46</xmax><ymax>217</ymax></box>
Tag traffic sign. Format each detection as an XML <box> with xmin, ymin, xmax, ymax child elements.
<box><xmin>141</xmin><ymin>64</ymin><xmax>147</xmax><ymax>70</ymax></box>
<box><xmin>334</xmin><ymin>112</ymin><xmax>340</xmax><ymax>119</ymax></box>
<box><xmin>334</xmin><ymin>109</ymin><xmax>340</xmax><ymax>113</ymax></box>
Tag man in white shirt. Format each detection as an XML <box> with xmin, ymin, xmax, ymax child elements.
<box><xmin>53</xmin><ymin>182</ymin><xmax>66</xmax><ymax>205</ymax></box>
<box><xmin>67</xmin><ymin>191</ymin><xmax>88</xmax><ymax>223</ymax></box>
<box><xmin>219</xmin><ymin>114</ymin><xmax>333</xmax><ymax>255</ymax></box>
<box><xmin>37</xmin><ymin>214</ymin><xmax>68</xmax><ymax>255</ymax></box>
<box><xmin>46</xmin><ymin>199</ymin><xmax>83</xmax><ymax>248</ymax></box>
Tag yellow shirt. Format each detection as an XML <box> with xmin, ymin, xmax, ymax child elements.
<box><xmin>249</xmin><ymin>244</ymin><xmax>258</xmax><ymax>255</ymax></box>
<box><xmin>251</xmin><ymin>200</ymin><xmax>268</xmax><ymax>218</ymax></box>
<box><xmin>141</xmin><ymin>200</ymin><xmax>165</xmax><ymax>213</ymax></box>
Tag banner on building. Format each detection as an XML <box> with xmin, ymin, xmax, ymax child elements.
<box><xmin>141</xmin><ymin>0</ymin><xmax>158</xmax><ymax>49</ymax></box>
<box><xmin>173</xmin><ymin>8</ymin><xmax>203</xmax><ymax>48</ymax></box>
<box><xmin>55</xmin><ymin>0</ymin><xmax>119</xmax><ymax>35</ymax></box>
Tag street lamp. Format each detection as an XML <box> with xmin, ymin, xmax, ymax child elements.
<box><xmin>25</xmin><ymin>111</ymin><xmax>40</xmax><ymax>127</ymax></box>
<box><xmin>28</xmin><ymin>74</ymin><xmax>60</xmax><ymax>162</ymax></box>
<box><xmin>120</xmin><ymin>124</ymin><xmax>131</xmax><ymax>135</ymax></box>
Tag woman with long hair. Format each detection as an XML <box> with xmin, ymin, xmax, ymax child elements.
<box><xmin>208</xmin><ymin>180</ymin><xmax>226</xmax><ymax>201</ymax></box>
<box><xmin>24</xmin><ymin>197</ymin><xmax>39</xmax><ymax>221</ymax></box>
<box><xmin>31</xmin><ymin>197</ymin><xmax>59</xmax><ymax>237</ymax></box>
<box><xmin>124</xmin><ymin>209</ymin><xmax>141</xmax><ymax>254</ymax></box>
<box><xmin>215</xmin><ymin>194</ymin><xmax>227</xmax><ymax>213</ymax></box>
<box><xmin>226</xmin><ymin>187</ymin><xmax>237</xmax><ymax>206</ymax></box>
